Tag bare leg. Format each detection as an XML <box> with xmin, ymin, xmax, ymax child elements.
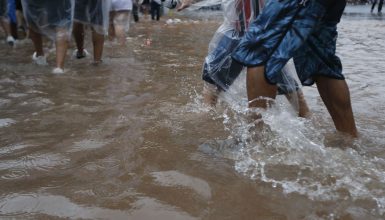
<box><xmin>29</xmin><ymin>28</ymin><xmax>44</xmax><ymax>56</ymax></box>
<box><xmin>73</xmin><ymin>22</ymin><xmax>85</xmax><ymax>54</ymax></box>
<box><xmin>315</xmin><ymin>76</ymin><xmax>358</xmax><ymax>137</ymax></box>
<box><xmin>0</xmin><ymin>17</ymin><xmax>11</xmax><ymax>36</ymax></box>
<box><xmin>16</xmin><ymin>10</ymin><xmax>24</xmax><ymax>29</ymax></box>
<box><xmin>115</xmin><ymin>24</ymin><xmax>125</xmax><ymax>45</ymax></box>
<box><xmin>247</xmin><ymin>66</ymin><xmax>277</xmax><ymax>108</ymax></box>
<box><xmin>55</xmin><ymin>28</ymin><xmax>68</xmax><ymax>69</ymax></box>
<box><xmin>202</xmin><ymin>82</ymin><xmax>220</xmax><ymax>107</ymax></box>
<box><xmin>296</xmin><ymin>91</ymin><xmax>311</xmax><ymax>118</ymax></box>
<box><xmin>16</xmin><ymin>10</ymin><xmax>27</xmax><ymax>38</ymax></box>
<box><xmin>114</xmin><ymin>11</ymin><xmax>130</xmax><ymax>45</ymax></box>
<box><xmin>108</xmin><ymin>11</ymin><xmax>116</xmax><ymax>41</ymax></box>
<box><xmin>285</xmin><ymin>90</ymin><xmax>311</xmax><ymax>118</ymax></box>
<box><xmin>92</xmin><ymin>28</ymin><xmax>105</xmax><ymax>63</ymax></box>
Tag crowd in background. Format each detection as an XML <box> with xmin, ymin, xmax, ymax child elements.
<box><xmin>0</xmin><ymin>0</ymin><xmax>168</xmax><ymax>74</ymax></box>
<box><xmin>0</xmin><ymin>0</ymin><xmax>383</xmax><ymax>75</ymax></box>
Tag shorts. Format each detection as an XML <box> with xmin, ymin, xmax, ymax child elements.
<box><xmin>232</xmin><ymin>0</ymin><xmax>344</xmax><ymax>86</ymax></box>
<box><xmin>203</xmin><ymin>31</ymin><xmax>299</xmax><ymax>94</ymax></box>
<box><xmin>111</xmin><ymin>0</ymin><xmax>132</xmax><ymax>11</ymax></box>
<box><xmin>0</xmin><ymin>0</ymin><xmax>8</xmax><ymax>17</ymax></box>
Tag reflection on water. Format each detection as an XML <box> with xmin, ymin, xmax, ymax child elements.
<box><xmin>1</xmin><ymin>6</ymin><xmax>385</xmax><ymax>220</ymax></box>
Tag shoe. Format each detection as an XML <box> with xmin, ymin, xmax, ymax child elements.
<box><xmin>73</xmin><ymin>49</ymin><xmax>89</xmax><ymax>59</ymax></box>
<box><xmin>32</xmin><ymin>52</ymin><xmax>48</xmax><ymax>66</ymax></box>
<box><xmin>52</xmin><ymin>67</ymin><xmax>64</xmax><ymax>74</ymax></box>
<box><xmin>6</xmin><ymin>36</ymin><xmax>15</xmax><ymax>46</ymax></box>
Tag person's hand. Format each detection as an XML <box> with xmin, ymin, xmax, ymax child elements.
<box><xmin>176</xmin><ymin>0</ymin><xmax>193</xmax><ymax>11</ymax></box>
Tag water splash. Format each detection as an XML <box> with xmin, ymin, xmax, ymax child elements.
<box><xmin>189</xmin><ymin>74</ymin><xmax>385</xmax><ymax>217</ymax></box>
<box><xmin>221</xmin><ymin>102</ymin><xmax>384</xmax><ymax>215</ymax></box>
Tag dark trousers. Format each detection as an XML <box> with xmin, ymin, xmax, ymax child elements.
<box><xmin>150</xmin><ymin>1</ymin><xmax>160</xmax><ymax>20</ymax></box>
<box><xmin>372</xmin><ymin>0</ymin><xmax>384</xmax><ymax>13</ymax></box>
<box><xmin>132</xmin><ymin>3</ymin><xmax>139</xmax><ymax>22</ymax></box>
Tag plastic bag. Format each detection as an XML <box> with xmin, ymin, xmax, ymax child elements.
<box><xmin>202</xmin><ymin>0</ymin><xmax>261</xmax><ymax>91</ymax></box>
<box><xmin>203</xmin><ymin>0</ymin><xmax>301</xmax><ymax>94</ymax></box>
<box><xmin>74</xmin><ymin>0</ymin><xmax>111</xmax><ymax>35</ymax></box>
<box><xmin>22</xmin><ymin>0</ymin><xmax>74</xmax><ymax>40</ymax></box>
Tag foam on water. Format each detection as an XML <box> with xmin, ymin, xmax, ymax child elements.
<box><xmin>69</xmin><ymin>139</ymin><xmax>111</xmax><ymax>152</ymax></box>
<box><xmin>186</xmin><ymin>51</ymin><xmax>385</xmax><ymax>217</ymax></box>
<box><xmin>0</xmin><ymin>118</ymin><xmax>16</xmax><ymax>128</ymax></box>
<box><xmin>0</xmin><ymin>194</ymin><xmax>198</xmax><ymax>220</ymax></box>
<box><xmin>190</xmin><ymin>84</ymin><xmax>385</xmax><ymax>217</ymax></box>
<box><xmin>151</xmin><ymin>170</ymin><xmax>212</xmax><ymax>199</ymax></box>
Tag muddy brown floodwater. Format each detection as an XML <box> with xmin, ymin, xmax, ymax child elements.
<box><xmin>1</xmin><ymin>6</ymin><xmax>385</xmax><ymax>220</ymax></box>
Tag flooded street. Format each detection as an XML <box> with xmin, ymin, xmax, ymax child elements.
<box><xmin>1</xmin><ymin>5</ymin><xmax>385</xmax><ymax>220</ymax></box>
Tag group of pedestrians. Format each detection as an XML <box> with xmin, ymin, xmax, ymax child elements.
<box><xmin>178</xmin><ymin>0</ymin><xmax>358</xmax><ymax>137</ymax></box>
<box><xmin>371</xmin><ymin>0</ymin><xmax>383</xmax><ymax>13</ymax></box>
<box><xmin>2</xmin><ymin>0</ymin><xmax>360</xmax><ymax>138</ymax></box>
<box><xmin>0</xmin><ymin>0</ymin><xmax>142</xmax><ymax>74</ymax></box>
